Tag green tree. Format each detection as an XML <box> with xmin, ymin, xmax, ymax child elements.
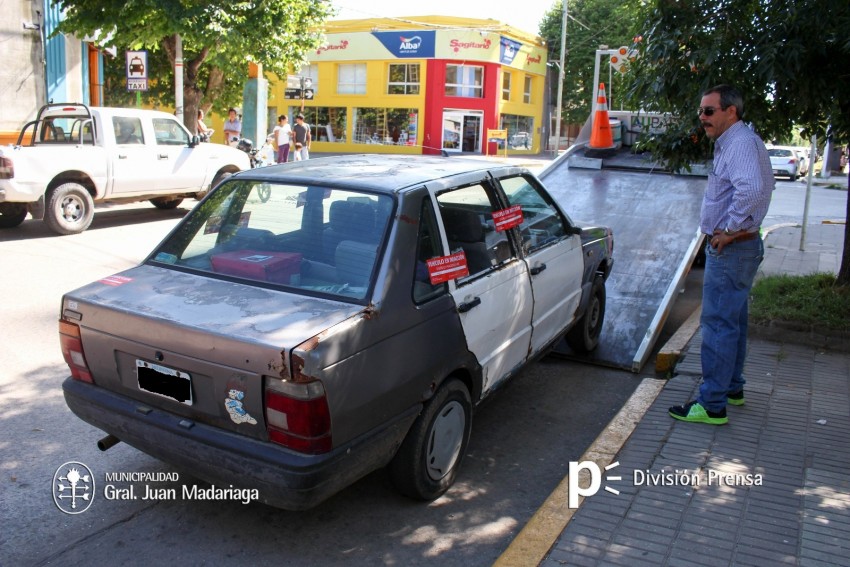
<box><xmin>55</xmin><ymin>0</ymin><xmax>333</xmax><ymax>132</ymax></box>
<box><xmin>539</xmin><ymin>0</ymin><xmax>643</xmax><ymax>130</ymax></box>
<box><xmin>628</xmin><ymin>0</ymin><xmax>850</xmax><ymax>285</ymax></box>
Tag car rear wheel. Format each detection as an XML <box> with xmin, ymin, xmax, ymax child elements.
<box><xmin>389</xmin><ymin>378</ymin><xmax>472</xmax><ymax>501</ymax></box>
<box><xmin>150</xmin><ymin>197</ymin><xmax>184</xmax><ymax>210</ymax></box>
<box><xmin>566</xmin><ymin>275</ymin><xmax>606</xmax><ymax>353</ymax></box>
<box><xmin>0</xmin><ymin>202</ymin><xmax>28</xmax><ymax>228</ymax></box>
<box><xmin>44</xmin><ymin>182</ymin><xmax>94</xmax><ymax>235</ymax></box>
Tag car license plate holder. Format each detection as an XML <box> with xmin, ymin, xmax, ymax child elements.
<box><xmin>136</xmin><ymin>359</ymin><xmax>193</xmax><ymax>405</ymax></box>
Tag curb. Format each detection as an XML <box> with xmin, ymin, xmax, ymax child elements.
<box><xmin>655</xmin><ymin>305</ymin><xmax>702</xmax><ymax>374</ymax></box>
<box><xmin>494</xmin><ymin>378</ymin><xmax>666</xmax><ymax>566</ymax></box>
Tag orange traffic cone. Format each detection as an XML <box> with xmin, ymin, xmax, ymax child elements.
<box><xmin>588</xmin><ymin>83</ymin><xmax>614</xmax><ymax>151</ymax></box>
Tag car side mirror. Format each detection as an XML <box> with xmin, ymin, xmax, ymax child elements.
<box><xmin>568</xmin><ymin>225</ymin><xmax>582</xmax><ymax>236</ymax></box>
<box><xmin>189</xmin><ymin>135</ymin><xmax>200</xmax><ymax>148</ymax></box>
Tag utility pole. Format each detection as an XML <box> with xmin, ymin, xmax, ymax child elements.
<box><xmin>175</xmin><ymin>34</ymin><xmax>184</xmax><ymax>126</ymax></box>
<box><xmin>554</xmin><ymin>0</ymin><xmax>568</xmax><ymax>152</ymax></box>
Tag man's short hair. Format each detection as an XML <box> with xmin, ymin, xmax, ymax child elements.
<box><xmin>703</xmin><ymin>84</ymin><xmax>744</xmax><ymax>119</ymax></box>
<box><xmin>296</xmin><ymin>114</ymin><xmax>305</xmax><ymax>120</ymax></box>
<box><xmin>228</xmin><ymin>107</ymin><xmax>237</xmax><ymax>114</ymax></box>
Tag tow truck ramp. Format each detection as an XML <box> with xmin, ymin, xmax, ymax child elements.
<box><xmin>540</xmin><ymin>143</ymin><xmax>706</xmax><ymax>372</ymax></box>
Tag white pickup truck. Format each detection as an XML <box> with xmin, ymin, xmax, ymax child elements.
<box><xmin>0</xmin><ymin>103</ymin><xmax>250</xmax><ymax>235</ymax></box>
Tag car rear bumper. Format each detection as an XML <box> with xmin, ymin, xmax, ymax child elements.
<box><xmin>63</xmin><ymin>377</ymin><xmax>418</xmax><ymax>510</ymax></box>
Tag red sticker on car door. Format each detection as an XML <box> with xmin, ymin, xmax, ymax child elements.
<box><xmin>426</xmin><ymin>251</ymin><xmax>469</xmax><ymax>284</ymax></box>
<box><xmin>492</xmin><ymin>205</ymin><xmax>524</xmax><ymax>231</ymax></box>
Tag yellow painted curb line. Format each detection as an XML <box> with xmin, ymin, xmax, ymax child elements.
<box><xmin>655</xmin><ymin>305</ymin><xmax>702</xmax><ymax>374</ymax></box>
<box><xmin>494</xmin><ymin>377</ymin><xmax>667</xmax><ymax>567</ymax></box>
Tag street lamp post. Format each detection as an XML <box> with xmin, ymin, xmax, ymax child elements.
<box><xmin>554</xmin><ymin>0</ymin><xmax>568</xmax><ymax>152</ymax></box>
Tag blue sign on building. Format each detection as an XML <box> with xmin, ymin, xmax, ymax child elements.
<box><xmin>499</xmin><ymin>36</ymin><xmax>522</xmax><ymax>65</ymax></box>
<box><xmin>372</xmin><ymin>31</ymin><xmax>436</xmax><ymax>58</ymax></box>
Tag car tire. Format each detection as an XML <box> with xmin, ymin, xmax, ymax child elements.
<box><xmin>44</xmin><ymin>182</ymin><xmax>94</xmax><ymax>235</ymax></box>
<box><xmin>196</xmin><ymin>171</ymin><xmax>231</xmax><ymax>200</ymax></box>
<box><xmin>566</xmin><ymin>275</ymin><xmax>606</xmax><ymax>353</ymax></box>
<box><xmin>389</xmin><ymin>378</ymin><xmax>472</xmax><ymax>501</ymax></box>
<box><xmin>150</xmin><ymin>197</ymin><xmax>184</xmax><ymax>210</ymax></box>
<box><xmin>791</xmin><ymin>172</ymin><xmax>798</xmax><ymax>181</ymax></box>
<box><xmin>0</xmin><ymin>202</ymin><xmax>28</xmax><ymax>229</ymax></box>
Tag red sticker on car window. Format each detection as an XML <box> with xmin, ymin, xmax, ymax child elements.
<box><xmin>426</xmin><ymin>251</ymin><xmax>469</xmax><ymax>284</ymax></box>
<box><xmin>492</xmin><ymin>204</ymin><xmax>524</xmax><ymax>231</ymax></box>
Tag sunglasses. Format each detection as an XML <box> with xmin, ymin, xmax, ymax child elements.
<box><xmin>697</xmin><ymin>106</ymin><xmax>725</xmax><ymax>117</ymax></box>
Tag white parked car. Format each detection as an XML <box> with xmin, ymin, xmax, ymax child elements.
<box><xmin>767</xmin><ymin>145</ymin><xmax>804</xmax><ymax>180</ymax></box>
<box><xmin>0</xmin><ymin>103</ymin><xmax>250</xmax><ymax>234</ymax></box>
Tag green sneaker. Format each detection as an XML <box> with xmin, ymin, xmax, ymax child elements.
<box><xmin>669</xmin><ymin>401</ymin><xmax>728</xmax><ymax>425</ymax></box>
<box><xmin>727</xmin><ymin>390</ymin><xmax>745</xmax><ymax>406</ymax></box>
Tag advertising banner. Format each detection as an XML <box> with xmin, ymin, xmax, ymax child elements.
<box><xmin>372</xmin><ymin>31</ymin><xmax>436</xmax><ymax>58</ymax></box>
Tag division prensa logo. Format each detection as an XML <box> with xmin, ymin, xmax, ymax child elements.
<box><xmin>53</xmin><ymin>461</ymin><xmax>95</xmax><ymax>514</ymax></box>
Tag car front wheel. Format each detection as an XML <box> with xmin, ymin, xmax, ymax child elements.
<box><xmin>566</xmin><ymin>275</ymin><xmax>606</xmax><ymax>353</ymax></box>
<box><xmin>150</xmin><ymin>197</ymin><xmax>184</xmax><ymax>210</ymax></box>
<box><xmin>389</xmin><ymin>378</ymin><xmax>472</xmax><ymax>501</ymax></box>
<box><xmin>44</xmin><ymin>182</ymin><xmax>94</xmax><ymax>235</ymax></box>
<box><xmin>0</xmin><ymin>202</ymin><xmax>28</xmax><ymax>228</ymax></box>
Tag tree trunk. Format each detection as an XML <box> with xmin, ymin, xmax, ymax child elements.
<box><xmin>837</xmin><ymin>169</ymin><xmax>850</xmax><ymax>287</ymax></box>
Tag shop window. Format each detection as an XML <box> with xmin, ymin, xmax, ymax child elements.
<box><xmin>352</xmin><ymin>108</ymin><xmax>418</xmax><ymax>145</ymax></box>
<box><xmin>290</xmin><ymin>107</ymin><xmax>347</xmax><ymax>143</ymax></box>
<box><xmin>500</xmin><ymin>114</ymin><xmax>534</xmax><ymax>150</ymax></box>
<box><xmin>523</xmin><ymin>75</ymin><xmax>533</xmax><ymax>103</ymax></box>
<box><xmin>388</xmin><ymin>64</ymin><xmax>420</xmax><ymax>95</ymax></box>
<box><xmin>338</xmin><ymin>63</ymin><xmax>366</xmax><ymax>94</ymax></box>
<box><xmin>445</xmin><ymin>64</ymin><xmax>483</xmax><ymax>98</ymax></box>
<box><xmin>502</xmin><ymin>71</ymin><xmax>512</xmax><ymax>101</ymax></box>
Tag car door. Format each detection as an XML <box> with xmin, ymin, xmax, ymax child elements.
<box><xmin>150</xmin><ymin>117</ymin><xmax>205</xmax><ymax>193</ymax></box>
<box><xmin>110</xmin><ymin>116</ymin><xmax>159</xmax><ymax>195</ymax></box>
<box><xmin>432</xmin><ymin>178</ymin><xmax>533</xmax><ymax>396</ymax></box>
<box><xmin>497</xmin><ymin>174</ymin><xmax>583</xmax><ymax>356</ymax></box>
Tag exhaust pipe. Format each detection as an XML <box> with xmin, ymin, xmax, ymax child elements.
<box><xmin>97</xmin><ymin>434</ymin><xmax>121</xmax><ymax>451</ymax></box>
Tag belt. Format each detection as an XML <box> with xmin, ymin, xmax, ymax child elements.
<box><xmin>705</xmin><ymin>231</ymin><xmax>760</xmax><ymax>243</ymax></box>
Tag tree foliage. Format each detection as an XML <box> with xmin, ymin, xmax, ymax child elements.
<box><xmin>538</xmin><ymin>0</ymin><xmax>643</xmax><ymax>127</ymax></box>
<box><xmin>628</xmin><ymin>0</ymin><xmax>850</xmax><ymax>285</ymax></box>
<box><xmin>55</xmin><ymin>0</ymin><xmax>333</xmax><ymax>131</ymax></box>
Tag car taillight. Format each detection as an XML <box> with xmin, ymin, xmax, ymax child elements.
<box><xmin>59</xmin><ymin>320</ymin><xmax>93</xmax><ymax>383</ymax></box>
<box><xmin>0</xmin><ymin>156</ymin><xmax>13</xmax><ymax>179</ymax></box>
<box><xmin>264</xmin><ymin>352</ymin><xmax>331</xmax><ymax>454</ymax></box>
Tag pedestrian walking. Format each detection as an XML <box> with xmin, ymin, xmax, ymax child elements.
<box><xmin>292</xmin><ymin>114</ymin><xmax>311</xmax><ymax>161</ymax></box>
<box><xmin>669</xmin><ymin>84</ymin><xmax>775</xmax><ymax>425</ymax></box>
<box><xmin>223</xmin><ymin>108</ymin><xmax>242</xmax><ymax>147</ymax></box>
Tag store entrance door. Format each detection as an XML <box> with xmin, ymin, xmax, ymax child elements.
<box><xmin>442</xmin><ymin>111</ymin><xmax>483</xmax><ymax>153</ymax></box>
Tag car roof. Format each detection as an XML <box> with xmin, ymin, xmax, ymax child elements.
<box><xmin>236</xmin><ymin>154</ymin><xmax>511</xmax><ymax>194</ymax></box>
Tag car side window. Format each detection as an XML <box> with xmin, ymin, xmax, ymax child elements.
<box><xmin>413</xmin><ymin>199</ymin><xmax>448</xmax><ymax>304</ymax></box>
<box><xmin>113</xmin><ymin>117</ymin><xmax>144</xmax><ymax>145</ymax></box>
<box><xmin>436</xmin><ymin>183</ymin><xmax>515</xmax><ymax>280</ymax></box>
<box><xmin>499</xmin><ymin>175</ymin><xmax>570</xmax><ymax>254</ymax></box>
<box><xmin>153</xmin><ymin>118</ymin><xmax>190</xmax><ymax>146</ymax></box>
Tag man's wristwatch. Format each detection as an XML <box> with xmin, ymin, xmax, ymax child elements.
<box><xmin>724</xmin><ymin>227</ymin><xmax>734</xmax><ymax>235</ymax></box>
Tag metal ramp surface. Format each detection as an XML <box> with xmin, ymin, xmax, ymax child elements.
<box><xmin>539</xmin><ymin>149</ymin><xmax>705</xmax><ymax>372</ymax></box>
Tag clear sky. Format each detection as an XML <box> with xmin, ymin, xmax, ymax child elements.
<box><xmin>330</xmin><ymin>0</ymin><xmax>556</xmax><ymax>37</ymax></box>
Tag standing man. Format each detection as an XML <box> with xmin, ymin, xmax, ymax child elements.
<box><xmin>223</xmin><ymin>108</ymin><xmax>242</xmax><ymax>147</ymax></box>
<box><xmin>669</xmin><ymin>84</ymin><xmax>774</xmax><ymax>425</ymax></box>
<box><xmin>292</xmin><ymin>114</ymin><xmax>311</xmax><ymax>161</ymax></box>
<box><xmin>272</xmin><ymin>115</ymin><xmax>292</xmax><ymax>164</ymax></box>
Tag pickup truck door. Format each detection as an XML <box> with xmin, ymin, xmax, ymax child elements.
<box><xmin>150</xmin><ymin>117</ymin><xmax>206</xmax><ymax>192</ymax></box>
<box><xmin>434</xmin><ymin>178</ymin><xmax>533</xmax><ymax>396</ymax></box>
<box><xmin>496</xmin><ymin>174</ymin><xmax>583</xmax><ymax>356</ymax></box>
<box><xmin>109</xmin><ymin>116</ymin><xmax>160</xmax><ymax>194</ymax></box>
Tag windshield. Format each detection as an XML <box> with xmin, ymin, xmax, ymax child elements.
<box><xmin>151</xmin><ymin>179</ymin><xmax>393</xmax><ymax>301</ymax></box>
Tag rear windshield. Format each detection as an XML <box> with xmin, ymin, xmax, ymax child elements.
<box><xmin>150</xmin><ymin>179</ymin><xmax>393</xmax><ymax>302</ymax></box>
<box><xmin>768</xmin><ymin>149</ymin><xmax>793</xmax><ymax>157</ymax></box>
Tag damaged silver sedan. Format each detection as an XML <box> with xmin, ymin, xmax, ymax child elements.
<box><xmin>60</xmin><ymin>154</ymin><xmax>613</xmax><ymax>510</ymax></box>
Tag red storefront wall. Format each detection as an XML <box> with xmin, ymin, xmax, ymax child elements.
<box><xmin>422</xmin><ymin>59</ymin><xmax>503</xmax><ymax>155</ymax></box>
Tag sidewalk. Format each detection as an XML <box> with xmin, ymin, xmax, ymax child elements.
<box><xmin>504</xmin><ymin>223</ymin><xmax>850</xmax><ymax>566</ymax></box>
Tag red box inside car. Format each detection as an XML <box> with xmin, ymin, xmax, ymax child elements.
<box><xmin>211</xmin><ymin>250</ymin><xmax>302</xmax><ymax>284</ymax></box>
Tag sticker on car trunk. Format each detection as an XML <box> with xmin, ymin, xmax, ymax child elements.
<box><xmin>136</xmin><ymin>359</ymin><xmax>193</xmax><ymax>405</ymax></box>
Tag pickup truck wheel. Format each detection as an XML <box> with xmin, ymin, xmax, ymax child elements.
<box><xmin>0</xmin><ymin>203</ymin><xmax>27</xmax><ymax>228</ymax></box>
<box><xmin>150</xmin><ymin>197</ymin><xmax>184</xmax><ymax>210</ymax></box>
<box><xmin>45</xmin><ymin>183</ymin><xmax>94</xmax><ymax>235</ymax></box>
<box><xmin>566</xmin><ymin>275</ymin><xmax>606</xmax><ymax>353</ymax></box>
<box><xmin>389</xmin><ymin>378</ymin><xmax>472</xmax><ymax>501</ymax></box>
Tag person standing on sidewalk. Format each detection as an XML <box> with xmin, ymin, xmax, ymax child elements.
<box><xmin>669</xmin><ymin>84</ymin><xmax>775</xmax><ymax>425</ymax></box>
<box><xmin>223</xmin><ymin>108</ymin><xmax>242</xmax><ymax>147</ymax></box>
<box><xmin>272</xmin><ymin>115</ymin><xmax>292</xmax><ymax>164</ymax></box>
<box><xmin>292</xmin><ymin>114</ymin><xmax>311</xmax><ymax>161</ymax></box>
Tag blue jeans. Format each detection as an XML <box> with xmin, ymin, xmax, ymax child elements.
<box><xmin>698</xmin><ymin>237</ymin><xmax>764</xmax><ymax>412</ymax></box>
